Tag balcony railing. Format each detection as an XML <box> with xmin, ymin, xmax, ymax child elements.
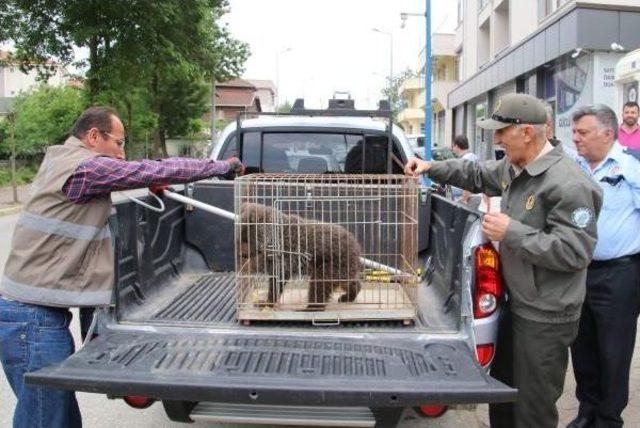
<box><xmin>397</xmin><ymin>108</ymin><xmax>425</xmax><ymax>124</ymax></box>
<box><xmin>400</xmin><ymin>77</ymin><xmax>425</xmax><ymax>96</ymax></box>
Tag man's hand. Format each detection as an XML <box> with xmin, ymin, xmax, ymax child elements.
<box><xmin>225</xmin><ymin>157</ymin><xmax>245</xmax><ymax>175</ymax></box>
<box><xmin>149</xmin><ymin>183</ymin><xmax>170</xmax><ymax>196</ymax></box>
<box><xmin>482</xmin><ymin>212</ymin><xmax>511</xmax><ymax>242</ymax></box>
<box><xmin>404</xmin><ymin>157</ymin><xmax>432</xmax><ymax>177</ymax></box>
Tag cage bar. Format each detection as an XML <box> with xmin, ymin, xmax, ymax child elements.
<box><xmin>234</xmin><ymin>174</ymin><xmax>419</xmax><ymax>323</ymax></box>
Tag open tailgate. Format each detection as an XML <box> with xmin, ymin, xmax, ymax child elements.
<box><xmin>26</xmin><ymin>330</ymin><xmax>515</xmax><ymax>406</ymax></box>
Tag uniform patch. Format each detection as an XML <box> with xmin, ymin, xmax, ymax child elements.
<box><xmin>525</xmin><ymin>194</ymin><xmax>535</xmax><ymax>210</ymax></box>
<box><xmin>571</xmin><ymin>207</ymin><xmax>593</xmax><ymax>228</ymax></box>
<box><xmin>501</xmin><ymin>180</ymin><xmax>508</xmax><ymax>190</ymax></box>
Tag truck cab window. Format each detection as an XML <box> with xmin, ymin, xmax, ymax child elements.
<box><xmin>237</xmin><ymin>132</ymin><xmax>261</xmax><ymax>173</ymax></box>
<box><xmin>344</xmin><ymin>135</ymin><xmax>404</xmax><ymax>174</ymax></box>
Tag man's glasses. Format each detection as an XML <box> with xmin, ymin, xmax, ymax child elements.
<box><xmin>99</xmin><ymin>130</ymin><xmax>126</xmax><ymax>148</ymax></box>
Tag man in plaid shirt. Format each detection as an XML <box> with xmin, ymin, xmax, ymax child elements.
<box><xmin>0</xmin><ymin>106</ymin><xmax>242</xmax><ymax>427</ymax></box>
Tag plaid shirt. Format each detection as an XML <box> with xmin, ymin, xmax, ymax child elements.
<box><xmin>62</xmin><ymin>156</ymin><xmax>230</xmax><ymax>203</ymax></box>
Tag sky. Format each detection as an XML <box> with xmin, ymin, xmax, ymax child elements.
<box><xmin>223</xmin><ymin>0</ymin><xmax>457</xmax><ymax>109</ymax></box>
<box><xmin>0</xmin><ymin>1</ymin><xmax>457</xmax><ymax>110</ymax></box>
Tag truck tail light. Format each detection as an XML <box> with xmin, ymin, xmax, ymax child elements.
<box><xmin>474</xmin><ymin>243</ymin><xmax>503</xmax><ymax>318</ymax></box>
<box><xmin>418</xmin><ymin>404</ymin><xmax>448</xmax><ymax>417</ymax></box>
<box><xmin>123</xmin><ymin>395</ymin><xmax>155</xmax><ymax>409</ymax></box>
<box><xmin>476</xmin><ymin>343</ymin><xmax>495</xmax><ymax>366</ymax></box>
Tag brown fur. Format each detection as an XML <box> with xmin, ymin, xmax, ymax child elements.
<box><xmin>239</xmin><ymin>203</ymin><xmax>362</xmax><ymax>311</ymax></box>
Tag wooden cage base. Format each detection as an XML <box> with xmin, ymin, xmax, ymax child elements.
<box><xmin>237</xmin><ymin>278</ymin><xmax>416</xmax><ymax>324</ymax></box>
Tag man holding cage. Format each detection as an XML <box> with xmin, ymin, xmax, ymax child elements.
<box><xmin>0</xmin><ymin>106</ymin><xmax>243</xmax><ymax>428</ymax></box>
<box><xmin>405</xmin><ymin>93</ymin><xmax>602</xmax><ymax>428</ymax></box>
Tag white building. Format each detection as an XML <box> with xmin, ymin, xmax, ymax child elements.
<box><xmin>0</xmin><ymin>50</ymin><xmax>68</xmax><ymax>115</ymax></box>
<box><xmin>398</xmin><ymin>33</ymin><xmax>459</xmax><ymax>148</ymax></box>
<box><xmin>248</xmin><ymin>79</ymin><xmax>277</xmax><ymax>113</ymax></box>
<box><xmin>0</xmin><ymin>51</ymin><xmax>67</xmax><ymax>97</ymax></box>
<box><xmin>450</xmin><ymin>0</ymin><xmax>640</xmax><ymax>159</ymax></box>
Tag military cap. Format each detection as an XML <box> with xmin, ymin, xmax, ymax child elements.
<box><xmin>478</xmin><ymin>93</ymin><xmax>547</xmax><ymax>130</ymax></box>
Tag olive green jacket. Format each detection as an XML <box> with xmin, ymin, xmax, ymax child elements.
<box><xmin>429</xmin><ymin>144</ymin><xmax>603</xmax><ymax>323</ymax></box>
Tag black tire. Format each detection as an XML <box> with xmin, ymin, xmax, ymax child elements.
<box><xmin>162</xmin><ymin>400</ymin><xmax>197</xmax><ymax>423</ymax></box>
<box><xmin>371</xmin><ymin>407</ymin><xmax>405</xmax><ymax>428</ymax></box>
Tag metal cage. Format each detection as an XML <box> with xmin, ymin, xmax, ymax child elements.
<box><xmin>234</xmin><ymin>174</ymin><xmax>419</xmax><ymax>323</ymax></box>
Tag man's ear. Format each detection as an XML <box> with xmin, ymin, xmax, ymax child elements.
<box><xmin>523</xmin><ymin>125</ymin><xmax>536</xmax><ymax>142</ymax></box>
<box><xmin>83</xmin><ymin>128</ymin><xmax>99</xmax><ymax>150</ymax></box>
<box><xmin>605</xmin><ymin>128</ymin><xmax>616</xmax><ymax>142</ymax></box>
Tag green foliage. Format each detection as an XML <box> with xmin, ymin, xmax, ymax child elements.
<box><xmin>0</xmin><ymin>0</ymin><xmax>250</xmax><ymax>157</ymax></box>
<box><xmin>7</xmin><ymin>86</ymin><xmax>86</xmax><ymax>156</ymax></box>
<box><xmin>0</xmin><ymin>164</ymin><xmax>39</xmax><ymax>186</ymax></box>
<box><xmin>215</xmin><ymin>119</ymin><xmax>227</xmax><ymax>132</ymax></box>
<box><xmin>381</xmin><ymin>68</ymin><xmax>417</xmax><ymax>120</ymax></box>
<box><xmin>277</xmin><ymin>101</ymin><xmax>293</xmax><ymax>113</ymax></box>
<box><xmin>94</xmin><ymin>88</ymin><xmax>157</xmax><ymax>159</ymax></box>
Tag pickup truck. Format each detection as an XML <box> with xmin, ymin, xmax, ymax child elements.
<box><xmin>26</xmin><ymin>102</ymin><xmax>516</xmax><ymax>427</ymax></box>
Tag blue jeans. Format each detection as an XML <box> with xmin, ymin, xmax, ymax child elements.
<box><xmin>0</xmin><ymin>297</ymin><xmax>82</xmax><ymax>428</ymax></box>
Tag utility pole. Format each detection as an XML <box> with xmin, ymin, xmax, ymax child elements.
<box><xmin>401</xmin><ymin>1</ymin><xmax>432</xmax><ymax>185</ymax></box>
<box><xmin>210</xmin><ymin>77</ymin><xmax>217</xmax><ymax>145</ymax></box>
<box><xmin>8</xmin><ymin>112</ymin><xmax>18</xmax><ymax>204</ymax></box>
<box><xmin>275</xmin><ymin>47</ymin><xmax>292</xmax><ymax>110</ymax></box>
<box><xmin>425</xmin><ymin>0</ymin><xmax>432</xmax><ymax>164</ymax></box>
<box><xmin>372</xmin><ymin>28</ymin><xmax>394</xmax><ymax>89</ymax></box>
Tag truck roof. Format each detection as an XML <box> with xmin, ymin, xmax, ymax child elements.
<box><xmin>211</xmin><ymin>115</ymin><xmax>412</xmax><ymax>160</ymax></box>
<box><xmin>226</xmin><ymin>115</ymin><xmax>392</xmax><ymax>131</ymax></box>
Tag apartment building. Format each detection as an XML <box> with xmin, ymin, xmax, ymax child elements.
<box><xmin>0</xmin><ymin>50</ymin><xmax>68</xmax><ymax>116</ymax></box>
<box><xmin>450</xmin><ymin>0</ymin><xmax>640</xmax><ymax>159</ymax></box>
<box><xmin>398</xmin><ymin>33</ymin><xmax>458</xmax><ymax>148</ymax></box>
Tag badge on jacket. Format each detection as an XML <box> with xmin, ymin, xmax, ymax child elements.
<box><xmin>571</xmin><ymin>207</ymin><xmax>593</xmax><ymax>228</ymax></box>
<box><xmin>525</xmin><ymin>194</ymin><xmax>535</xmax><ymax>210</ymax></box>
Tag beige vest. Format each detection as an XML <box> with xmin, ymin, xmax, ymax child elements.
<box><xmin>1</xmin><ymin>137</ymin><xmax>114</xmax><ymax>307</ymax></box>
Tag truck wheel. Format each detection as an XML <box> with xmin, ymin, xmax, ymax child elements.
<box><xmin>371</xmin><ymin>407</ymin><xmax>404</xmax><ymax>428</ymax></box>
<box><xmin>162</xmin><ymin>400</ymin><xmax>197</xmax><ymax>423</ymax></box>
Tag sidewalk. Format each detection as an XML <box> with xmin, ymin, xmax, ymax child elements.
<box><xmin>0</xmin><ymin>184</ymin><xmax>28</xmax><ymax>216</ymax></box>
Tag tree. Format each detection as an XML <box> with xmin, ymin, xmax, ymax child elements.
<box><xmin>381</xmin><ymin>68</ymin><xmax>417</xmax><ymax>121</ymax></box>
<box><xmin>0</xmin><ymin>0</ymin><xmax>249</xmax><ymax>157</ymax></box>
<box><xmin>9</xmin><ymin>85</ymin><xmax>86</xmax><ymax>156</ymax></box>
<box><xmin>277</xmin><ymin>101</ymin><xmax>293</xmax><ymax>113</ymax></box>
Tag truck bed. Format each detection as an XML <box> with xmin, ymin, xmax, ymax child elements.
<box><xmin>124</xmin><ymin>271</ymin><xmax>456</xmax><ymax>332</ymax></box>
<box><xmin>111</xmin><ymin>182</ymin><xmax>463</xmax><ymax>332</ymax></box>
<box><xmin>25</xmin><ymin>184</ymin><xmax>517</xmax><ymax>413</ymax></box>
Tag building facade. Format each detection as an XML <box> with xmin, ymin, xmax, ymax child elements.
<box><xmin>398</xmin><ymin>33</ymin><xmax>459</xmax><ymax>148</ymax></box>
<box><xmin>248</xmin><ymin>79</ymin><xmax>276</xmax><ymax>113</ymax></box>
<box><xmin>0</xmin><ymin>50</ymin><xmax>68</xmax><ymax>116</ymax></box>
<box><xmin>450</xmin><ymin>0</ymin><xmax>640</xmax><ymax>159</ymax></box>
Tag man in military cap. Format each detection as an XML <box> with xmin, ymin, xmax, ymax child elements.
<box><xmin>405</xmin><ymin>93</ymin><xmax>603</xmax><ymax>428</ymax></box>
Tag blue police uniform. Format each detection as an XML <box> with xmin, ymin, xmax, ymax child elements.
<box><xmin>575</xmin><ymin>142</ymin><xmax>640</xmax><ymax>260</ymax></box>
<box><xmin>571</xmin><ymin>142</ymin><xmax>640</xmax><ymax>428</ymax></box>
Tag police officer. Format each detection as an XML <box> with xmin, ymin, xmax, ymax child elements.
<box><xmin>568</xmin><ymin>104</ymin><xmax>640</xmax><ymax>428</ymax></box>
<box><xmin>404</xmin><ymin>93</ymin><xmax>603</xmax><ymax>428</ymax></box>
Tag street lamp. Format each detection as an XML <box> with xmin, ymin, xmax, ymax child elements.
<box><xmin>275</xmin><ymin>47</ymin><xmax>292</xmax><ymax>110</ymax></box>
<box><xmin>400</xmin><ymin>1</ymin><xmax>432</xmax><ymax>171</ymax></box>
<box><xmin>372</xmin><ymin>28</ymin><xmax>393</xmax><ymax>87</ymax></box>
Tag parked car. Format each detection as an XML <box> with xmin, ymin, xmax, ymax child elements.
<box><xmin>411</xmin><ymin>146</ymin><xmax>456</xmax><ymax>161</ymax></box>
